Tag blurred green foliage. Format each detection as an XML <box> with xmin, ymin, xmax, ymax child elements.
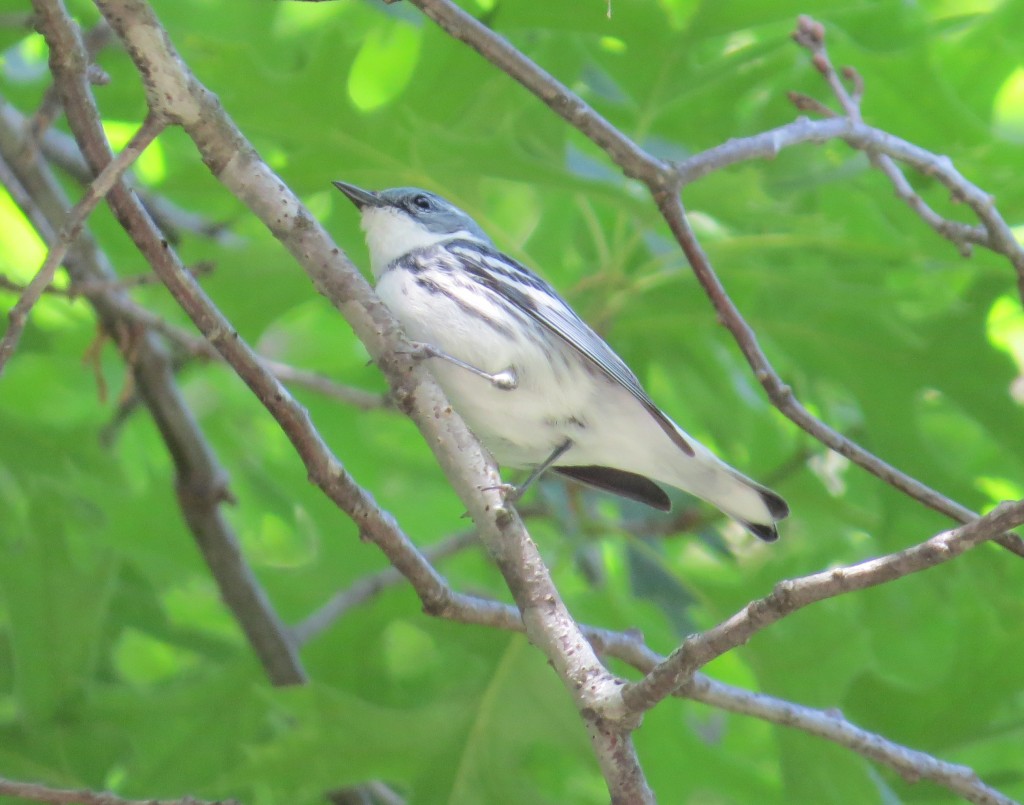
<box><xmin>1</xmin><ymin>0</ymin><xmax>1023</xmax><ymax>803</ymax></box>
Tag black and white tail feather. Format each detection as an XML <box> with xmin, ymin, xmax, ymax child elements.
<box><xmin>334</xmin><ymin>182</ymin><xmax>790</xmax><ymax>541</ymax></box>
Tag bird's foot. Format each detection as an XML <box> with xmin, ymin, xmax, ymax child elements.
<box><xmin>482</xmin><ymin>481</ymin><xmax>521</xmax><ymax>502</ymax></box>
<box><xmin>401</xmin><ymin>340</ymin><xmax>518</xmax><ymax>391</ymax></box>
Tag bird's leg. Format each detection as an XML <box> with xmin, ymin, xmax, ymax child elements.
<box><xmin>403</xmin><ymin>340</ymin><xmax>518</xmax><ymax>391</ymax></box>
<box><xmin>504</xmin><ymin>438</ymin><xmax>573</xmax><ymax>503</ymax></box>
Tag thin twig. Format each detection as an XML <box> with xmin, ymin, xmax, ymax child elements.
<box><xmin>262</xmin><ymin>359</ymin><xmax>390</xmax><ymax>410</ymax></box>
<box><xmin>671</xmin><ymin>112</ymin><xmax>1000</xmax><ymax>257</ymax></box>
<box><xmin>0</xmin><ymin>99</ymin><xmax>242</xmax><ymax>245</ymax></box>
<box><xmin>0</xmin><ymin>151</ymin><xmax>51</xmax><ymax>239</ymax></box>
<box><xmin>22</xmin><ymin>20</ymin><xmax>112</xmax><ymax>146</ymax></box>
<box><xmin>656</xmin><ymin>192</ymin><xmax>1024</xmax><ymax>559</ymax></box>
<box><xmin>0</xmin><ymin>776</ymin><xmax>239</xmax><ymax>805</ymax></box>
<box><xmin>790</xmin><ymin>14</ymin><xmax>1024</xmax><ymax>293</ymax></box>
<box><xmin>0</xmin><ymin>112</ymin><xmax>165</xmax><ymax>374</ymax></box>
<box><xmin>293</xmin><ymin>529</ymin><xmax>480</xmax><ymax>645</ymax></box>
<box><xmin>684</xmin><ymin>677</ymin><xmax>1017</xmax><ymax>805</ymax></box>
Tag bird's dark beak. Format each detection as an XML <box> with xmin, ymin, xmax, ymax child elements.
<box><xmin>332</xmin><ymin>181</ymin><xmax>384</xmax><ymax>210</ymax></box>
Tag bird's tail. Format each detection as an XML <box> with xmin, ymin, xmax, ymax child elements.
<box><xmin>662</xmin><ymin>455</ymin><xmax>790</xmax><ymax>542</ymax></box>
<box><xmin>714</xmin><ymin>468</ymin><xmax>789</xmax><ymax>542</ymax></box>
<box><xmin>733</xmin><ymin>482</ymin><xmax>789</xmax><ymax>542</ymax></box>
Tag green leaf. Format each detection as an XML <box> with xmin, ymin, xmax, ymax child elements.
<box><xmin>347</xmin><ymin>20</ymin><xmax>424</xmax><ymax>112</ymax></box>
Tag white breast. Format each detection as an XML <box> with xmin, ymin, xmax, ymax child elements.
<box><xmin>374</xmin><ymin>265</ymin><xmax>600</xmax><ymax>466</ymax></box>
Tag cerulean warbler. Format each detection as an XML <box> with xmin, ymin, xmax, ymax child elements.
<box><xmin>334</xmin><ymin>182</ymin><xmax>790</xmax><ymax>541</ymax></box>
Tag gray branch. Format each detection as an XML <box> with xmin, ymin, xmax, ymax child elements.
<box><xmin>13</xmin><ymin>2</ymin><xmax>307</xmax><ymax>686</ymax></box>
<box><xmin>0</xmin><ymin>775</ymin><xmax>238</xmax><ymax>805</ymax></box>
<box><xmin>1</xmin><ymin>86</ymin><xmax>240</xmax><ymax>246</ymax></box>
<box><xmin>685</xmin><ymin>676</ymin><xmax>1017</xmax><ymax>805</ymax></box>
<box><xmin>292</xmin><ymin>528</ymin><xmax>480</xmax><ymax>645</ymax></box>
<box><xmin>623</xmin><ymin>498</ymin><xmax>1024</xmax><ymax>712</ymax></box>
<box><xmin>321</xmin><ymin>506</ymin><xmax>1023</xmax><ymax>805</ymax></box>
<box><xmin>788</xmin><ymin>15</ymin><xmax>1024</xmax><ymax>286</ymax></box>
<box><xmin>0</xmin><ymin>112</ymin><xmax>164</xmax><ymax>373</ymax></box>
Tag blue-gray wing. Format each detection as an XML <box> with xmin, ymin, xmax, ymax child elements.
<box><xmin>449</xmin><ymin>241</ymin><xmax>694</xmax><ymax>457</ymax></box>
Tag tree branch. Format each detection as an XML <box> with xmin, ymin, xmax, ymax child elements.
<box><xmin>260</xmin><ymin>358</ymin><xmax>389</xmax><ymax>410</ymax></box>
<box><xmin>0</xmin><ymin>111</ymin><xmax>164</xmax><ymax>373</ymax></box>
<box><xmin>1</xmin><ymin>98</ymin><xmax>241</xmax><ymax>246</ymax></box>
<box><xmin>325</xmin><ymin>521</ymin><xmax>1019</xmax><ymax>805</ymax></box>
<box><xmin>790</xmin><ymin>15</ymin><xmax>1024</xmax><ymax>291</ymax></box>
<box><xmin>587</xmin><ymin>616</ymin><xmax>1018</xmax><ymax>805</ymax></box>
<box><xmin>292</xmin><ymin>528</ymin><xmax>480</xmax><ymax>645</ymax></box>
<box><xmin>684</xmin><ymin>676</ymin><xmax>1017</xmax><ymax>805</ymax></box>
<box><xmin>623</xmin><ymin>498</ymin><xmax>1024</xmax><ymax>712</ymax></box>
<box><xmin>0</xmin><ymin>776</ymin><xmax>238</xmax><ymax>805</ymax></box>
<box><xmin>414</xmin><ymin>549</ymin><xmax>1020</xmax><ymax>805</ymax></box>
<box><xmin>7</xmin><ymin>4</ymin><xmax>307</xmax><ymax>686</ymax></box>
<box><xmin>655</xmin><ymin>189</ymin><xmax>1024</xmax><ymax>559</ymax></box>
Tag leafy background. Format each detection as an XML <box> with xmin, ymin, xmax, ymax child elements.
<box><xmin>2</xmin><ymin>0</ymin><xmax>1024</xmax><ymax>802</ymax></box>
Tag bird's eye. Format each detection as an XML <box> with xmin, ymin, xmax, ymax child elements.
<box><xmin>412</xmin><ymin>195</ymin><xmax>432</xmax><ymax>211</ymax></box>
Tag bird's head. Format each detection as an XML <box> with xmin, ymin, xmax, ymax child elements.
<box><xmin>333</xmin><ymin>182</ymin><xmax>490</xmax><ymax>274</ymax></box>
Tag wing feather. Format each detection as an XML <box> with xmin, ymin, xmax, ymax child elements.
<box><xmin>449</xmin><ymin>241</ymin><xmax>694</xmax><ymax>457</ymax></box>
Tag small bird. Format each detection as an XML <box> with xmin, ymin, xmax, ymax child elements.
<box><xmin>334</xmin><ymin>182</ymin><xmax>790</xmax><ymax>541</ymax></box>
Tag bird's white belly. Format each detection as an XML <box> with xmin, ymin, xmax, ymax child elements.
<box><xmin>376</xmin><ymin>267</ymin><xmax>600</xmax><ymax>466</ymax></box>
<box><xmin>374</xmin><ymin>265</ymin><xmax>768</xmax><ymax>522</ymax></box>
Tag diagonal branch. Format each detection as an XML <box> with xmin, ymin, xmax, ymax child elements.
<box><xmin>586</xmin><ymin>622</ymin><xmax>1017</xmax><ymax>805</ymax></box>
<box><xmin>683</xmin><ymin>676</ymin><xmax>1017</xmax><ymax>805</ymax></box>
<box><xmin>656</xmin><ymin>191</ymin><xmax>1024</xmax><ymax>559</ymax></box>
<box><xmin>0</xmin><ymin>112</ymin><xmax>164</xmax><ymax>373</ymax></box>
<box><xmin>6</xmin><ymin>8</ymin><xmax>307</xmax><ymax>687</ymax></box>
<box><xmin>318</xmin><ymin>524</ymin><xmax>1018</xmax><ymax>805</ymax></box>
<box><xmin>622</xmin><ymin>498</ymin><xmax>1024</xmax><ymax>713</ymax></box>
<box><xmin>0</xmin><ymin>776</ymin><xmax>239</xmax><ymax>805</ymax></box>
<box><xmin>0</xmin><ymin>98</ymin><xmax>241</xmax><ymax>246</ymax></box>
<box><xmin>292</xmin><ymin>528</ymin><xmax>480</xmax><ymax>645</ymax></box>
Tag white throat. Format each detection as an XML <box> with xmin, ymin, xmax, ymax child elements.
<box><xmin>361</xmin><ymin>207</ymin><xmax>478</xmax><ymax>277</ymax></box>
